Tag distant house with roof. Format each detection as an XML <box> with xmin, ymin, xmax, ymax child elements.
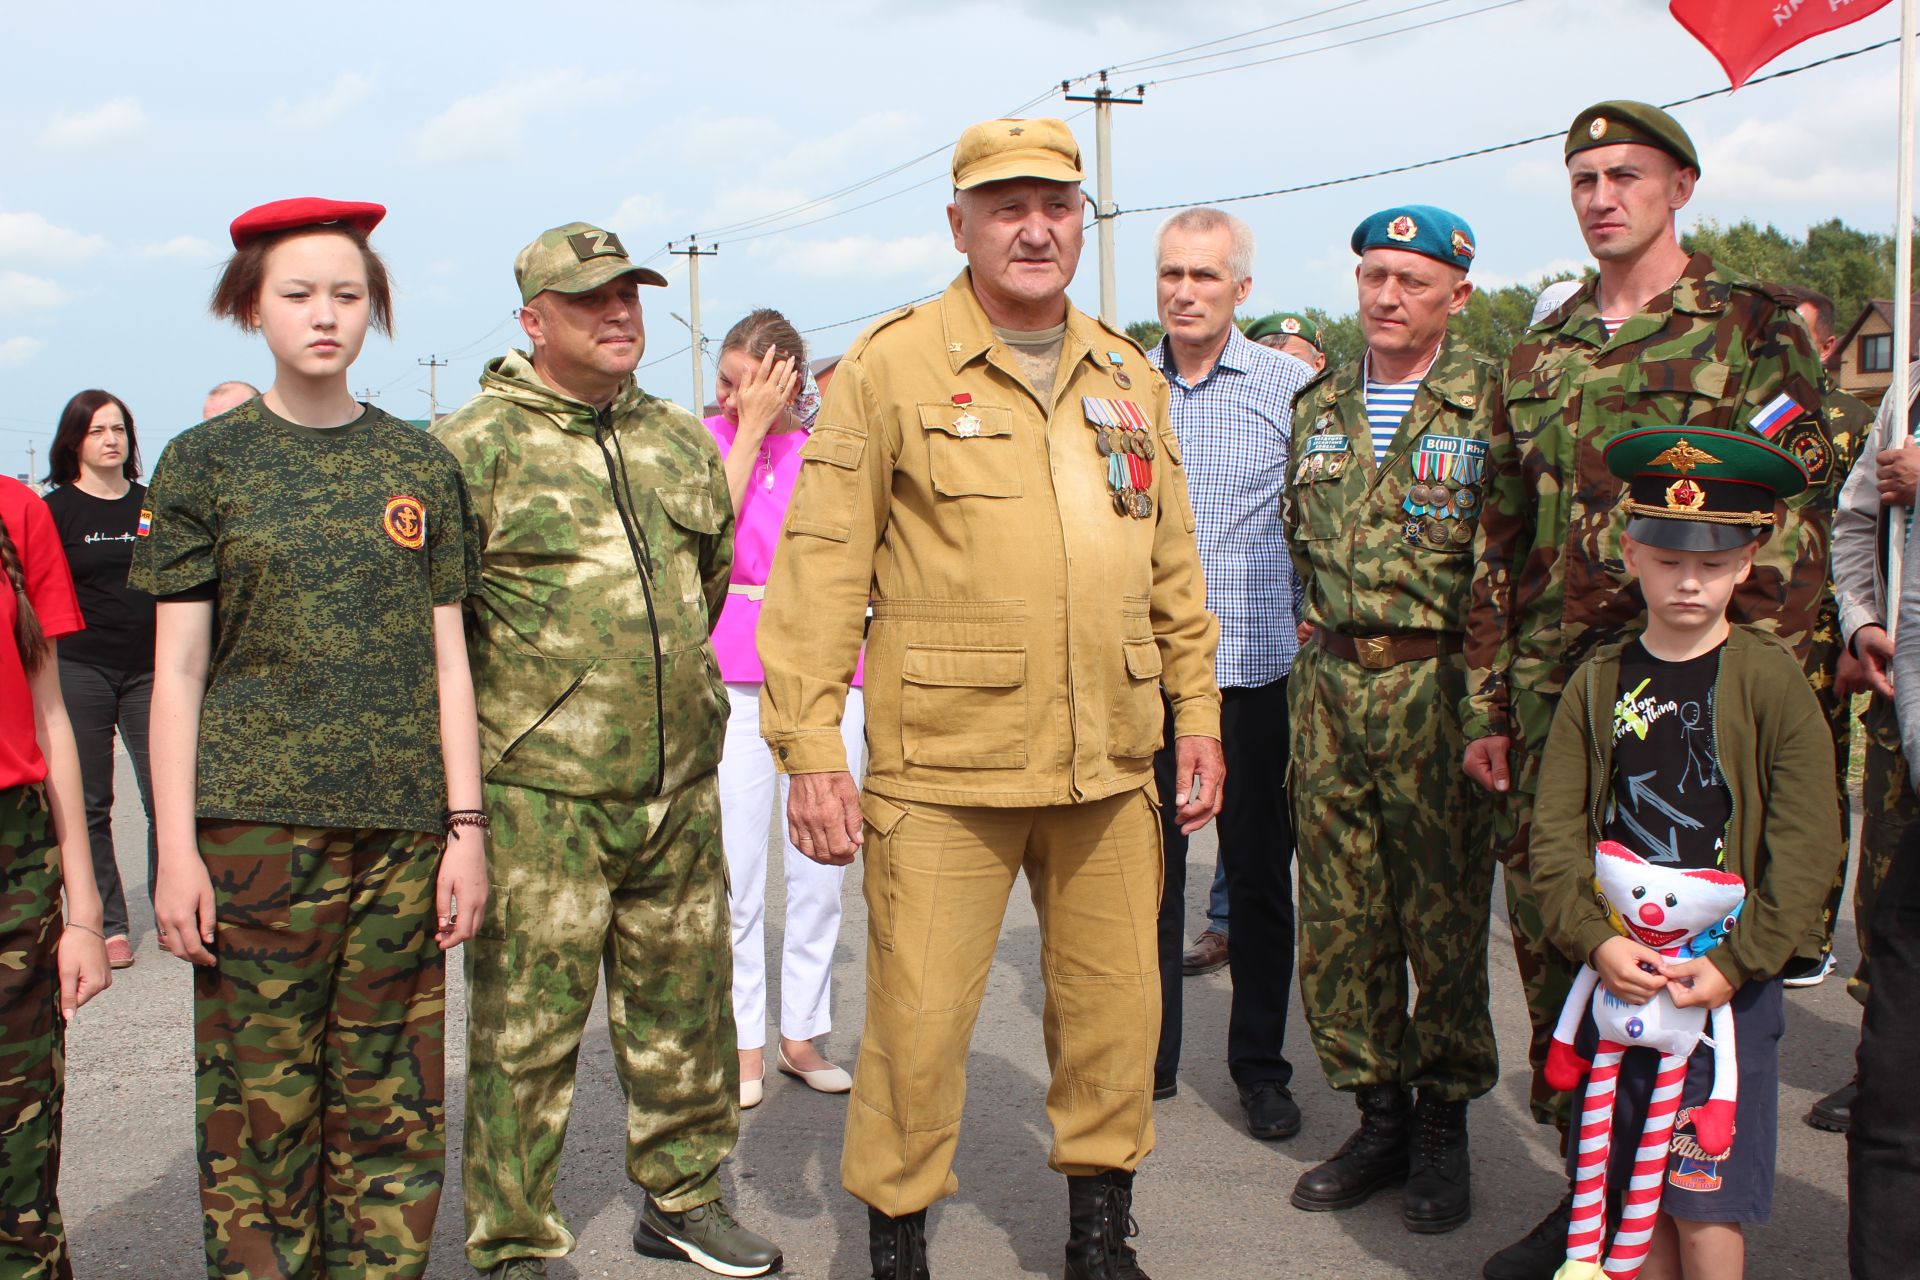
<box><xmin>1837</xmin><ymin>298</ymin><xmax>1920</xmax><ymax>408</ymax></box>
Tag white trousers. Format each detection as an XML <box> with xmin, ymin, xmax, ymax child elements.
<box><xmin>719</xmin><ymin>683</ymin><xmax>866</xmax><ymax>1051</ymax></box>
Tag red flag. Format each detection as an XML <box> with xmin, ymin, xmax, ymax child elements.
<box><xmin>1670</xmin><ymin>0</ymin><xmax>1892</xmax><ymax>88</ymax></box>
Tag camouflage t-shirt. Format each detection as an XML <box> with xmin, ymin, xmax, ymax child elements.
<box><xmin>130</xmin><ymin>400</ymin><xmax>481</xmax><ymax>832</ymax></box>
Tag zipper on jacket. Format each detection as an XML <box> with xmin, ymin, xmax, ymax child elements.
<box><xmin>594</xmin><ymin>410</ymin><xmax>669</xmax><ymax>797</ymax></box>
<box><xmin>498</xmin><ymin>669</ymin><xmax>590</xmax><ymax>769</ymax></box>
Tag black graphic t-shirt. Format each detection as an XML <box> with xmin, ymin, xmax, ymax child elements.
<box><xmin>1603</xmin><ymin>639</ymin><xmax>1730</xmax><ymax>870</ymax></box>
<box><xmin>43</xmin><ymin>482</ymin><xmax>155</xmax><ymax>672</ymax></box>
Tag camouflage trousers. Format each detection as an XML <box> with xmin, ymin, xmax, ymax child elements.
<box><xmin>1491</xmin><ymin>687</ymin><xmax>1581</xmax><ymax>1134</ymax></box>
<box><xmin>1288</xmin><ymin>643</ymin><xmax>1496</xmax><ymax>1102</ymax></box>
<box><xmin>194</xmin><ymin>822</ymin><xmax>446</xmax><ymax>1280</ymax></box>
<box><xmin>1803</xmin><ymin>614</ymin><xmax>1856</xmax><ymax>962</ymax></box>
<box><xmin>1852</xmin><ymin>694</ymin><xmax>1918</xmax><ymax>1005</ymax></box>
<box><xmin>462</xmin><ymin>777</ymin><xmax>736</xmax><ymax>1272</ymax></box>
<box><xmin>0</xmin><ymin>785</ymin><xmax>70</xmax><ymax>1280</ymax></box>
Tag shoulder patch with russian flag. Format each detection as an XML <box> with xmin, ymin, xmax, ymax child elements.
<box><xmin>1747</xmin><ymin>392</ymin><xmax>1805</xmax><ymax>440</ymax></box>
<box><xmin>136</xmin><ymin>508</ymin><xmax>152</xmax><ymax>536</ymax></box>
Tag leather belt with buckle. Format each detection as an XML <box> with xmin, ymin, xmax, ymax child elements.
<box><xmin>1314</xmin><ymin>627</ymin><xmax>1464</xmax><ymax>670</ymax></box>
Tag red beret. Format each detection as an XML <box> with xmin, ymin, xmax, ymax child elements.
<box><xmin>229</xmin><ymin>197</ymin><xmax>387</xmax><ymax>249</ymax></box>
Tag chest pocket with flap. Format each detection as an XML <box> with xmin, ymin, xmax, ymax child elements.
<box><xmin>918</xmin><ymin>403</ymin><xmax>1022</xmax><ymax>498</ymax></box>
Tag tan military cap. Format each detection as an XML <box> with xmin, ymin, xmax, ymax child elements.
<box><xmin>950</xmin><ymin>118</ymin><xmax>1085</xmax><ymax>190</ymax></box>
<box><xmin>514</xmin><ymin>221</ymin><xmax>667</xmax><ymax>304</ymax></box>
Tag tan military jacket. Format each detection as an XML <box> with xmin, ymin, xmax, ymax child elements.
<box><xmin>758</xmin><ymin>271</ymin><xmax>1221</xmax><ymax>807</ymax></box>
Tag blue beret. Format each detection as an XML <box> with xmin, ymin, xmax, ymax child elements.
<box><xmin>1350</xmin><ymin>205</ymin><xmax>1476</xmax><ymax>273</ymax></box>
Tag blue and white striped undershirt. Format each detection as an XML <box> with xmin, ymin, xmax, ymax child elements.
<box><xmin>1361</xmin><ymin>376</ymin><xmax>1421</xmax><ymax>461</ymax></box>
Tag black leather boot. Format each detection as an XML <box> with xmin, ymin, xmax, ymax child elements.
<box><xmin>1481</xmin><ymin>1190</ymin><xmax>1573</xmax><ymax>1280</ymax></box>
<box><xmin>1064</xmin><ymin>1171</ymin><xmax>1151</xmax><ymax>1280</ymax></box>
<box><xmin>868</xmin><ymin>1206</ymin><xmax>930</xmax><ymax>1280</ymax></box>
<box><xmin>1403</xmin><ymin>1092</ymin><xmax>1471</xmax><ymax>1233</ymax></box>
<box><xmin>1290</xmin><ymin>1084</ymin><xmax>1410</xmax><ymax>1211</ymax></box>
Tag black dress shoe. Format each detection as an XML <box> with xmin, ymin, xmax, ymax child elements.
<box><xmin>1402</xmin><ymin>1093</ymin><xmax>1471</xmax><ymax>1233</ymax></box>
<box><xmin>1481</xmin><ymin>1191</ymin><xmax>1572</xmax><ymax>1280</ymax></box>
<box><xmin>1291</xmin><ymin>1084</ymin><xmax>1408</xmax><ymax>1212</ymax></box>
<box><xmin>1238</xmin><ymin>1081</ymin><xmax>1301</xmax><ymax>1140</ymax></box>
<box><xmin>1808</xmin><ymin>1078</ymin><xmax>1856</xmax><ymax>1133</ymax></box>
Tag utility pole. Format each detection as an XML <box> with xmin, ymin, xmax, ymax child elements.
<box><xmin>1064</xmin><ymin>71</ymin><xmax>1145</xmax><ymax>327</ymax></box>
<box><xmin>418</xmin><ymin>355</ymin><xmax>448</xmax><ymax>422</ymax></box>
<box><xmin>671</xmin><ymin>238</ymin><xmax>720</xmax><ymax>413</ymax></box>
<box><xmin>25</xmin><ymin>443</ymin><xmax>36</xmax><ymax>490</ymax></box>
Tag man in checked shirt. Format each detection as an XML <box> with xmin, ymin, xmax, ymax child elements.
<box><xmin>1146</xmin><ymin>207</ymin><xmax>1312</xmax><ymax>1140</ymax></box>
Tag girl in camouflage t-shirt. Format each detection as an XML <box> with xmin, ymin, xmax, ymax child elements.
<box><xmin>130</xmin><ymin>199</ymin><xmax>484</xmax><ymax>1280</ymax></box>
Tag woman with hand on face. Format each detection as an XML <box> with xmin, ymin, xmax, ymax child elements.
<box><xmin>707</xmin><ymin>309</ymin><xmax>864</xmax><ymax>1108</ymax></box>
<box><xmin>130</xmin><ymin>198</ymin><xmax>485</xmax><ymax>1279</ymax></box>
<box><xmin>0</xmin><ymin>473</ymin><xmax>111</xmax><ymax>1280</ymax></box>
<box><xmin>42</xmin><ymin>390</ymin><xmax>157</xmax><ymax>971</ymax></box>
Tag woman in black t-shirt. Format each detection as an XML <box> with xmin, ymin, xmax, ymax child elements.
<box><xmin>43</xmin><ymin>389</ymin><xmax>156</xmax><ymax>970</ymax></box>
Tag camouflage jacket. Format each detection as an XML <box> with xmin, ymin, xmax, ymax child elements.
<box><xmin>1462</xmin><ymin>253</ymin><xmax>1834</xmax><ymax>741</ymax></box>
<box><xmin>1285</xmin><ymin>335</ymin><xmax>1499</xmax><ymax>635</ymax></box>
<box><xmin>434</xmin><ymin>351</ymin><xmax>734</xmax><ymax>803</ymax></box>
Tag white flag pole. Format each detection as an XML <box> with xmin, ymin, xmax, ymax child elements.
<box><xmin>1886</xmin><ymin>0</ymin><xmax>1914</xmax><ymax>639</ymax></box>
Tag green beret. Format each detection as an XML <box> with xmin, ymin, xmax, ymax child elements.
<box><xmin>1245</xmin><ymin>311</ymin><xmax>1321</xmax><ymax>349</ymax></box>
<box><xmin>1566</xmin><ymin>100</ymin><xmax>1700</xmax><ymax>174</ymax></box>
<box><xmin>1350</xmin><ymin>205</ymin><xmax>1476</xmax><ymax>273</ymax></box>
<box><xmin>1604</xmin><ymin>427</ymin><xmax>1806</xmax><ymax>552</ymax></box>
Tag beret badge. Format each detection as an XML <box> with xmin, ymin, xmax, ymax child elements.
<box><xmin>1386</xmin><ymin>215</ymin><xmax>1418</xmax><ymax>242</ymax></box>
<box><xmin>1589</xmin><ymin>116</ymin><xmax>1609</xmax><ymax>140</ymax></box>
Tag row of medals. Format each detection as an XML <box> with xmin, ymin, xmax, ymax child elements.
<box><xmin>1094</xmin><ymin>423</ymin><xmax>1155</xmax><ymax>519</ymax></box>
<box><xmin>1404</xmin><ymin>480</ymin><xmax>1478</xmax><ymax>547</ymax></box>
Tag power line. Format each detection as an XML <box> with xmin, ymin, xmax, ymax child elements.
<box><xmin>1088</xmin><ymin>0</ymin><xmax>1382</xmax><ymax>76</ymax></box>
<box><xmin>1115</xmin><ymin>0</ymin><xmax>1488</xmax><ymax>78</ymax></box>
<box><xmin>1119</xmin><ymin>33</ymin><xmax>1903</xmax><ymax>218</ymax></box>
<box><xmin>1147</xmin><ymin>0</ymin><xmax>1535</xmax><ymax>88</ymax></box>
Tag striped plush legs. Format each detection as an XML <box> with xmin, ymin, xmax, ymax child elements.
<box><xmin>1560</xmin><ymin>1041</ymin><xmax>1687</xmax><ymax>1280</ymax></box>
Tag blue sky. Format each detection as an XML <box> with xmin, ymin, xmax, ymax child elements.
<box><xmin>0</xmin><ymin>0</ymin><xmax>1911</xmax><ymax>479</ymax></box>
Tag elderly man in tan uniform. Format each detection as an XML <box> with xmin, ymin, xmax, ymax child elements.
<box><xmin>757</xmin><ymin>118</ymin><xmax>1223</xmax><ymax>1280</ymax></box>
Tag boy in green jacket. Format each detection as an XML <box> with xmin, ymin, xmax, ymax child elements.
<box><xmin>1528</xmin><ymin>427</ymin><xmax>1843</xmax><ymax>1280</ymax></box>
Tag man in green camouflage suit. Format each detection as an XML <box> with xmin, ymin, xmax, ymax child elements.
<box><xmin>1285</xmin><ymin>205</ymin><xmax>1498</xmax><ymax>1239</ymax></box>
<box><xmin>1461</xmin><ymin>103</ymin><xmax>1835</xmax><ymax>1280</ymax></box>
<box><xmin>1773</xmin><ymin>286</ymin><xmax>1872</xmax><ymax>988</ymax></box>
<box><xmin>435</xmin><ymin>223</ymin><xmax>781</xmax><ymax>1279</ymax></box>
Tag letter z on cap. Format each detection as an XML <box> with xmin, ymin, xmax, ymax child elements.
<box><xmin>514</xmin><ymin>221</ymin><xmax>668</xmax><ymax>304</ymax></box>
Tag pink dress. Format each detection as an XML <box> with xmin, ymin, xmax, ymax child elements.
<box><xmin>705</xmin><ymin>414</ymin><xmax>863</xmax><ymax>687</ymax></box>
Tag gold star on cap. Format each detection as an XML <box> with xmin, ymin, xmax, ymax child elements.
<box><xmin>1649</xmin><ymin>438</ymin><xmax>1720</xmax><ymax>475</ymax></box>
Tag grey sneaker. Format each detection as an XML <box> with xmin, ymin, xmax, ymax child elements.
<box><xmin>482</xmin><ymin>1261</ymin><xmax>546</xmax><ymax>1280</ymax></box>
<box><xmin>634</xmin><ymin>1197</ymin><xmax>783</xmax><ymax>1276</ymax></box>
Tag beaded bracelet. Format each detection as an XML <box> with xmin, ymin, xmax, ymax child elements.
<box><xmin>444</xmin><ymin>809</ymin><xmax>491</xmax><ymax>835</ymax></box>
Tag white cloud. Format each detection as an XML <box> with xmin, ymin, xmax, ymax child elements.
<box><xmin>1473</xmin><ymin>257</ymin><xmax>1588</xmax><ymax>291</ymax></box>
<box><xmin>761</xmin><ymin>111</ymin><xmax>921</xmax><ymax>184</ymax></box>
<box><xmin>0</xmin><ymin>271</ymin><xmax>71</xmax><ymax>312</ymax></box>
<box><xmin>416</xmin><ymin>71</ymin><xmax>628</xmax><ymax>163</ymax></box>
<box><xmin>1702</xmin><ymin>71</ymin><xmax>1904</xmax><ymax>206</ymax></box>
<box><xmin>39</xmin><ymin>97</ymin><xmax>147</xmax><ymax>149</ymax></box>
<box><xmin>0</xmin><ymin>211</ymin><xmax>108</xmax><ymax>264</ymax></box>
<box><xmin>0</xmin><ymin>336</ymin><xmax>44</xmax><ymax>367</ymax></box>
<box><xmin>703</xmin><ymin>184</ymin><xmax>816</xmax><ymax>228</ymax></box>
<box><xmin>271</xmin><ymin>72</ymin><xmax>374</xmax><ymax>130</ymax></box>
<box><xmin>774</xmin><ymin>232</ymin><xmax>956</xmax><ymax>280</ymax></box>
<box><xmin>132</xmin><ymin>235</ymin><xmax>223</xmax><ymax>263</ymax></box>
<box><xmin>606</xmin><ymin>194</ymin><xmax>671</xmax><ymax>235</ymax></box>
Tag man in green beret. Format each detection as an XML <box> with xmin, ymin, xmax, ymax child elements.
<box><xmin>1284</xmin><ymin>203</ymin><xmax>1499</xmax><ymax>1238</ymax></box>
<box><xmin>1246</xmin><ymin>311</ymin><xmax>1327</xmax><ymax>373</ymax></box>
<box><xmin>1461</xmin><ymin>100</ymin><xmax>1836</xmax><ymax>1280</ymax></box>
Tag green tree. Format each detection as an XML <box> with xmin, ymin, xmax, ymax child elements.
<box><xmin>1681</xmin><ymin>217</ymin><xmax>1918</xmax><ymax>335</ymax></box>
<box><xmin>1451</xmin><ymin>274</ymin><xmax>1585</xmax><ymax>365</ymax></box>
<box><xmin>1126</xmin><ymin>319</ymin><xmax>1164</xmax><ymax>350</ymax></box>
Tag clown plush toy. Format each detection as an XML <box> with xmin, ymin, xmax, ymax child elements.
<box><xmin>1543</xmin><ymin>841</ymin><xmax>1746</xmax><ymax>1280</ymax></box>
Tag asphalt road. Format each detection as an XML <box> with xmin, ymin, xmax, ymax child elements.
<box><xmin>58</xmin><ymin>750</ymin><xmax>1860</xmax><ymax>1278</ymax></box>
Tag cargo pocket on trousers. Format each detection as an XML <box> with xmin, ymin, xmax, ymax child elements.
<box><xmin>901</xmin><ymin>644</ymin><xmax>1029</xmax><ymax>768</ymax></box>
<box><xmin>860</xmin><ymin>793</ymin><xmax>909</xmax><ymax>953</ymax></box>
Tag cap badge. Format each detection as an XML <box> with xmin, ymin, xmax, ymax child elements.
<box><xmin>1649</xmin><ymin>439</ymin><xmax>1721</xmax><ymax>475</ymax></box>
<box><xmin>1451</xmin><ymin>229</ymin><xmax>1476</xmax><ymax>261</ymax></box>
<box><xmin>1008</xmin><ymin>125</ymin><xmax>1025</xmax><ymax>136</ymax></box>
<box><xmin>566</xmin><ymin>228</ymin><xmax>627</xmax><ymax>262</ymax></box>
<box><xmin>1280</xmin><ymin>317</ymin><xmax>1301</xmax><ymax>334</ymax></box>
<box><xmin>1387</xmin><ymin>215</ymin><xmax>1418</xmax><ymax>242</ymax></box>
<box><xmin>1664</xmin><ymin>477</ymin><xmax>1707</xmax><ymax>512</ymax></box>
<box><xmin>1589</xmin><ymin>116</ymin><xmax>1609</xmax><ymax>140</ymax></box>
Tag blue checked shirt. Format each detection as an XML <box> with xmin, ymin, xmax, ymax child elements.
<box><xmin>1149</xmin><ymin>328</ymin><xmax>1311</xmax><ymax>688</ymax></box>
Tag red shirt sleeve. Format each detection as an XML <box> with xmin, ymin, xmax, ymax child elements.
<box><xmin>4</xmin><ymin>480</ymin><xmax>83</xmax><ymax>640</ymax></box>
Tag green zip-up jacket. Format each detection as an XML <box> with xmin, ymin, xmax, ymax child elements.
<box><xmin>1529</xmin><ymin>624</ymin><xmax>1842</xmax><ymax>988</ymax></box>
<box><xmin>434</xmin><ymin>350</ymin><xmax>734</xmax><ymax>803</ymax></box>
